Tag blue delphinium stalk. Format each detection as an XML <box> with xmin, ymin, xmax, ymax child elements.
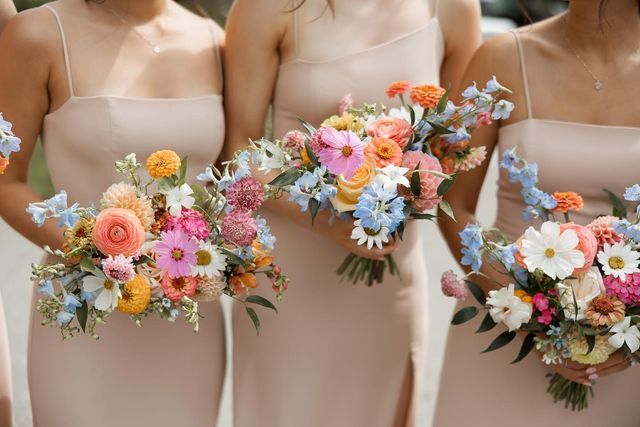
<box><xmin>624</xmin><ymin>184</ymin><xmax>640</xmax><ymax>202</ymax></box>
<box><xmin>63</xmin><ymin>294</ymin><xmax>82</xmax><ymax>313</ymax></box>
<box><xmin>289</xmin><ymin>171</ymin><xmax>319</xmax><ymax>212</ymax></box>
<box><xmin>460</xmin><ymin>223</ymin><xmax>484</xmax><ymax>272</ymax></box>
<box><xmin>56</xmin><ymin>311</ymin><xmax>75</xmax><ymax>327</ymax></box>
<box><xmin>38</xmin><ymin>280</ymin><xmax>55</xmax><ymax>296</ymax></box>
<box><xmin>27</xmin><ymin>190</ymin><xmax>80</xmax><ymax>228</ymax></box>
<box><xmin>491</xmin><ymin>100</ymin><xmax>515</xmax><ymax>120</ymax></box>
<box><xmin>256</xmin><ymin>216</ymin><xmax>276</xmax><ymax>252</ymax></box>
<box><xmin>0</xmin><ymin>113</ymin><xmax>21</xmax><ymax>158</ymax></box>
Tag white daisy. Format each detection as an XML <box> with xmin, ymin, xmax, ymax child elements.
<box><xmin>192</xmin><ymin>241</ymin><xmax>227</xmax><ymax>278</ymax></box>
<box><xmin>351</xmin><ymin>220</ymin><xmax>390</xmax><ymax>250</ymax></box>
<box><xmin>520</xmin><ymin>221</ymin><xmax>585</xmax><ymax>280</ymax></box>
<box><xmin>597</xmin><ymin>241</ymin><xmax>640</xmax><ymax>281</ymax></box>
<box><xmin>82</xmin><ymin>270</ymin><xmax>120</xmax><ymax>312</ymax></box>
<box><xmin>608</xmin><ymin>317</ymin><xmax>640</xmax><ymax>353</ymax></box>
<box><xmin>486</xmin><ymin>283</ymin><xmax>532</xmax><ymax>331</ymax></box>
<box><xmin>165</xmin><ymin>183</ymin><xmax>195</xmax><ymax>217</ymax></box>
<box><xmin>374</xmin><ymin>164</ymin><xmax>410</xmax><ymax>192</ymax></box>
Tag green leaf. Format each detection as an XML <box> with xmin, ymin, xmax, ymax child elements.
<box><xmin>437</xmin><ymin>174</ymin><xmax>457</xmax><ymax>196</ymax></box>
<box><xmin>585</xmin><ymin>334</ymin><xmax>596</xmax><ymax>355</ymax></box>
<box><xmin>220</xmin><ymin>248</ymin><xmax>246</xmax><ymax>268</ymax></box>
<box><xmin>245</xmin><ymin>295</ymin><xmax>278</xmax><ymax>313</ymax></box>
<box><xmin>604</xmin><ymin>189</ymin><xmax>628</xmax><ymax>218</ymax></box>
<box><xmin>299</xmin><ymin>119</ymin><xmax>317</xmax><ymax>136</ymax></box>
<box><xmin>396</xmin><ymin>221</ymin><xmax>406</xmax><ymax>241</ymax></box>
<box><xmin>436</xmin><ymin>90</ymin><xmax>449</xmax><ymax>114</ymax></box>
<box><xmin>246</xmin><ymin>306</ymin><xmax>260</xmax><ymax>336</ymax></box>
<box><xmin>451</xmin><ymin>306</ymin><xmax>479</xmax><ymax>325</ymax></box>
<box><xmin>79</xmin><ymin>258</ymin><xmax>95</xmax><ymax>273</ymax></box>
<box><xmin>135</xmin><ymin>254</ymin><xmax>155</xmax><ymax>266</ymax></box>
<box><xmin>439</xmin><ymin>200</ymin><xmax>455</xmax><ymax>221</ymax></box>
<box><xmin>465</xmin><ymin>280</ymin><xmax>486</xmax><ymax>306</ymax></box>
<box><xmin>304</xmin><ymin>140</ymin><xmax>320</xmax><ymax>166</ymax></box>
<box><xmin>511</xmin><ymin>333</ymin><xmax>535</xmax><ymax>363</ymax></box>
<box><xmin>309</xmin><ymin>198</ymin><xmax>320</xmax><ymax>225</ymax></box>
<box><xmin>476</xmin><ymin>312</ymin><xmax>497</xmax><ymax>333</ymax></box>
<box><xmin>482</xmin><ymin>330</ymin><xmax>516</xmax><ymax>353</ymax></box>
<box><xmin>269</xmin><ymin>168</ymin><xmax>302</xmax><ymax>187</ymax></box>
<box><xmin>190</xmin><ymin>184</ymin><xmax>210</xmax><ymax>208</ymax></box>
<box><xmin>410</xmin><ymin>168</ymin><xmax>421</xmax><ymax>197</ymax></box>
<box><xmin>411</xmin><ymin>213</ymin><xmax>437</xmax><ymax>220</ymax></box>
<box><xmin>426</xmin><ymin>121</ymin><xmax>455</xmax><ymax>135</ymax></box>
<box><xmin>177</xmin><ymin>156</ymin><xmax>189</xmax><ymax>185</ymax></box>
<box><xmin>409</xmin><ymin>106</ymin><xmax>416</xmax><ymax>126</ymax></box>
<box><xmin>76</xmin><ymin>300</ymin><xmax>88</xmax><ymax>333</ymax></box>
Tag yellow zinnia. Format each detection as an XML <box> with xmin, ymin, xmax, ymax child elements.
<box><xmin>321</xmin><ymin>113</ymin><xmax>363</xmax><ymax>132</ymax></box>
<box><xmin>146</xmin><ymin>150</ymin><xmax>181</xmax><ymax>179</ymax></box>
<box><xmin>117</xmin><ymin>274</ymin><xmax>151</xmax><ymax>315</ymax></box>
<box><xmin>568</xmin><ymin>335</ymin><xmax>615</xmax><ymax>365</ymax></box>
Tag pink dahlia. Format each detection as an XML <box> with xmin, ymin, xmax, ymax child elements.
<box><xmin>153</xmin><ymin>229</ymin><xmax>199</xmax><ymax>278</ymax></box>
<box><xmin>221</xmin><ymin>211</ymin><xmax>258</xmax><ymax>247</ymax></box>
<box><xmin>226</xmin><ymin>176</ymin><xmax>265</xmax><ymax>212</ymax></box>
<box><xmin>163</xmin><ymin>208</ymin><xmax>210</xmax><ymax>241</ymax></box>
<box><xmin>604</xmin><ymin>273</ymin><xmax>640</xmax><ymax>306</ymax></box>
<box><xmin>161</xmin><ymin>273</ymin><xmax>197</xmax><ymax>301</ymax></box>
<box><xmin>283</xmin><ymin>130</ymin><xmax>306</xmax><ymax>151</ymax></box>
<box><xmin>587</xmin><ymin>216</ymin><xmax>623</xmax><ymax>248</ymax></box>
<box><xmin>317</xmin><ymin>128</ymin><xmax>365</xmax><ymax>180</ymax></box>
<box><xmin>101</xmin><ymin>254</ymin><xmax>135</xmax><ymax>283</ymax></box>
<box><xmin>400</xmin><ymin>150</ymin><xmax>444</xmax><ymax>212</ymax></box>
<box><xmin>441</xmin><ymin>270</ymin><xmax>468</xmax><ymax>300</ymax></box>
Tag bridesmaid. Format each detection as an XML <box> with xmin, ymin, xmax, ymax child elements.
<box><xmin>0</xmin><ymin>0</ymin><xmax>226</xmax><ymax>425</ymax></box>
<box><xmin>224</xmin><ymin>0</ymin><xmax>480</xmax><ymax>425</ymax></box>
<box><xmin>435</xmin><ymin>0</ymin><xmax>640</xmax><ymax>425</ymax></box>
<box><xmin>0</xmin><ymin>4</ymin><xmax>17</xmax><ymax>426</ymax></box>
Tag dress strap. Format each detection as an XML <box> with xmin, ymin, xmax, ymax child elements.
<box><xmin>511</xmin><ymin>30</ymin><xmax>532</xmax><ymax>119</ymax></box>
<box><xmin>207</xmin><ymin>20</ymin><xmax>224</xmax><ymax>92</ymax></box>
<box><xmin>432</xmin><ymin>0</ymin><xmax>439</xmax><ymax>17</ymax></box>
<box><xmin>291</xmin><ymin>0</ymin><xmax>300</xmax><ymax>58</ymax></box>
<box><xmin>42</xmin><ymin>5</ymin><xmax>75</xmax><ymax>97</ymax></box>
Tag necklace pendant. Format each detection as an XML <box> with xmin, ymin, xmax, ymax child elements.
<box><xmin>594</xmin><ymin>80</ymin><xmax>604</xmax><ymax>91</ymax></box>
<box><xmin>152</xmin><ymin>46</ymin><xmax>161</xmax><ymax>54</ymax></box>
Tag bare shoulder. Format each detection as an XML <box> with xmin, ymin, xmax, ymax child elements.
<box><xmin>227</xmin><ymin>0</ymin><xmax>292</xmax><ymax>43</ymax></box>
<box><xmin>0</xmin><ymin>6</ymin><xmax>60</xmax><ymax>54</ymax></box>
<box><xmin>438</xmin><ymin>0</ymin><xmax>480</xmax><ymax>19</ymax></box>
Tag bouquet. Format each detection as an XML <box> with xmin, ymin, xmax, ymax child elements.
<box><xmin>444</xmin><ymin>148</ymin><xmax>640</xmax><ymax>410</ymax></box>
<box><xmin>247</xmin><ymin>78</ymin><xmax>514</xmax><ymax>285</ymax></box>
<box><xmin>0</xmin><ymin>113</ymin><xmax>21</xmax><ymax>173</ymax></box>
<box><xmin>28</xmin><ymin>149</ymin><xmax>288</xmax><ymax>339</ymax></box>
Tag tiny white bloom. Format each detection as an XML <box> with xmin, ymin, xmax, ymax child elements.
<box><xmin>82</xmin><ymin>270</ymin><xmax>120</xmax><ymax>312</ymax></box>
<box><xmin>351</xmin><ymin>220</ymin><xmax>389</xmax><ymax>250</ymax></box>
<box><xmin>608</xmin><ymin>317</ymin><xmax>640</xmax><ymax>353</ymax></box>
<box><xmin>256</xmin><ymin>140</ymin><xmax>286</xmax><ymax>171</ymax></box>
<box><xmin>389</xmin><ymin>106</ymin><xmax>424</xmax><ymax>126</ymax></box>
<box><xmin>374</xmin><ymin>165</ymin><xmax>411</xmax><ymax>192</ymax></box>
<box><xmin>556</xmin><ymin>267</ymin><xmax>605</xmax><ymax>321</ymax></box>
<box><xmin>192</xmin><ymin>241</ymin><xmax>228</xmax><ymax>278</ymax></box>
<box><xmin>486</xmin><ymin>283</ymin><xmax>532</xmax><ymax>331</ymax></box>
<box><xmin>165</xmin><ymin>183</ymin><xmax>195</xmax><ymax>217</ymax></box>
<box><xmin>597</xmin><ymin>241</ymin><xmax>640</xmax><ymax>281</ymax></box>
<box><xmin>520</xmin><ymin>221</ymin><xmax>585</xmax><ymax>280</ymax></box>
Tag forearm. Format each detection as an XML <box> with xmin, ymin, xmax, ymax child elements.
<box><xmin>0</xmin><ymin>0</ymin><xmax>16</xmax><ymax>33</ymax></box>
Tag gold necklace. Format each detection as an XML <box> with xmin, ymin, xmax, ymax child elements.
<box><xmin>105</xmin><ymin>5</ymin><xmax>166</xmax><ymax>54</ymax></box>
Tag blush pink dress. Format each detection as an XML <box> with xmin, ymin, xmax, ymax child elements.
<box><xmin>433</xmin><ymin>31</ymin><xmax>640</xmax><ymax>426</ymax></box>
<box><xmin>0</xmin><ymin>292</ymin><xmax>12</xmax><ymax>427</ymax></box>
<box><xmin>232</xmin><ymin>1</ymin><xmax>443</xmax><ymax>426</ymax></box>
<box><xmin>28</xmin><ymin>5</ymin><xmax>226</xmax><ymax>426</ymax></box>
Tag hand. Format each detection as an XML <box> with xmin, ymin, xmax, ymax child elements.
<box><xmin>323</xmin><ymin>215</ymin><xmax>399</xmax><ymax>260</ymax></box>
<box><xmin>547</xmin><ymin>350</ymin><xmax>632</xmax><ymax>386</ymax></box>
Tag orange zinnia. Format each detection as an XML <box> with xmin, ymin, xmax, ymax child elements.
<box><xmin>365</xmin><ymin>137</ymin><xmax>403</xmax><ymax>168</ymax></box>
<box><xmin>553</xmin><ymin>191</ymin><xmax>584</xmax><ymax>213</ymax></box>
<box><xmin>386</xmin><ymin>81</ymin><xmax>411</xmax><ymax>98</ymax></box>
<box><xmin>410</xmin><ymin>84</ymin><xmax>446</xmax><ymax>109</ymax></box>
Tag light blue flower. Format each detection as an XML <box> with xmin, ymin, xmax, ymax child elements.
<box><xmin>540</xmin><ymin>193</ymin><xmax>557</xmax><ymax>210</ymax></box>
<box><xmin>462</xmin><ymin>82</ymin><xmax>481</xmax><ymax>99</ymax></box>
<box><xmin>624</xmin><ymin>184</ymin><xmax>640</xmax><ymax>202</ymax></box>
<box><xmin>446</xmin><ymin>126</ymin><xmax>471</xmax><ymax>144</ymax></box>
<box><xmin>517</xmin><ymin>163</ymin><xmax>539</xmax><ymax>188</ymax></box>
<box><xmin>475</xmin><ymin>92</ymin><xmax>494</xmax><ymax>113</ymax></box>
<box><xmin>461</xmin><ymin>246</ymin><xmax>483</xmax><ymax>272</ymax></box>
<box><xmin>354</xmin><ymin>183</ymin><xmax>405</xmax><ymax>232</ymax></box>
<box><xmin>256</xmin><ymin>216</ymin><xmax>276</xmax><ymax>252</ymax></box>
<box><xmin>500</xmin><ymin>148</ymin><xmax>519</xmax><ymax>169</ymax></box>
<box><xmin>522</xmin><ymin>206</ymin><xmax>540</xmax><ymax>221</ymax></box>
<box><xmin>459</xmin><ymin>223</ymin><xmax>483</xmax><ymax>250</ymax></box>
<box><xmin>614</xmin><ymin>219</ymin><xmax>640</xmax><ymax>241</ymax></box>
<box><xmin>513</xmin><ymin>265</ymin><xmax>529</xmax><ymax>288</ymax></box>
<box><xmin>491</xmin><ymin>100</ymin><xmax>514</xmax><ymax>120</ymax></box>
<box><xmin>216</xmin><ymin>173</ymin><xmax>234</xmax><ymax>191</ymax></box>
<box><xmin>442</xmin><ymin>101</ymin><xmax>457</xmax><ymax>120</ymax></box>
<box><xmin>484</xmin><ymin>76</ymin><xmax>507</xmax><ymax>94</ymax></box>
<box><xmin>521</xmin><ymin>187</ymin><xmax>545</xmax><ymax>206</ymax></box>
<box><xmin>317</xmin><ymin>183</ymin><xmax>337</xmax><ymax>206</ymax></box>
<box><xmin>235</xmin><ymin>151</ymin><xmax>252</xmax><ymax>180</ymax></box>
<box><xmin>26</xmin><ymin>204</ymin><xmax>48</xmax><ymax>227</ymax></box>
<box><xmin>197</xmin><ymin>167</ymin><xmax>216</xmax><ymax>183</ymax></box>
<box><xmin>63</xmin><ymin>294</ymin><xmax>82</xmax><ymax>313</ymax></box>
<box><xmin>168</xmin><ymin>308</ymin><xmax>180</xmax><ymax>322</ymax></box>
<box><xmin>38</xmin><ymin>280</ymin><xmax>55</xmax><ymax>296</ymax></box>
<box><xmin>45</xmin><ymin>191</ymin><xmax>69</xmax><ymax>214</ymax></box>
<box><xmin>499</xmin><ymin>244</ymin><xmax>517</xmax><ymax>270</ymax></box>
<box><xmin>81</xmin><ymin>289</ymin><xmax>98</xmax><ymax>303</ymax></box>
<box><xmin>56</xmin><ymin>204</ymin><xmax>80</xmax><ymax>228</ymax></box>
<box><xmin>0</xmin><ymin>134</ymin><xmax>20</xmax><ymax>158</ymax></box>
<box><xmin>162</xmin><ymin>298</ymin><xmax>172</xmax><ymax>308</ymax></box>
<box><xmin>289</xmin><ymin>172</ymin><xmax>319</xmax><ymax>212</ymax></box>
<box><xmin>56</xmin><ymin>311</ymin><xmax>75</xmax><ymax>326</ymax></box>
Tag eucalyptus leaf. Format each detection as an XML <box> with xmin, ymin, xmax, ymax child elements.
<box><xmin>79</xmin><ymin>258</ymin><xmax>95</xmax><ymax>273</ymax></box>
<box><xmin>409</xmin><ymin>106</ymin><xmax>416</xmax><ymax>126</ymax></box>
<box><xmin>221</xmin><ymin>248</ymin><xmax>246</xmax><ymax>268</ymax></box>
<box><xmin>299</xmin><ymin>119</ymin><xmax>317</xmax><ymax>136</ymax></box>
<box><xmin>439</xmin><ymin>200</ymin><xmax>455</xmax><ymax>221</ymax></box>
<box><xmin>411</xmin><ymin>213</ymin><xmax>437</xmax><ymax>220</ymax></box>
<box><xmin>451</xmin><ymin>306</ymin><xmax>479</xmax><ymax>325</ymax></box>
<box><xmin>585</xmin><ymin>334</ymin><xmax>596</xmax><ymax>355</ymax></box>
<box><xmin>396</xmin><ymin>221</ymin><xmax>405</xmax><ymax>241</ymax></box>
<box><xmin>511</xmin><ymin>333</ymin><xmax>535</xmax><ymax>364</ymax></box>
<box><xmin>437</xmin><ymin>174</ymin><xmax>457</xmax><ymax>196</ymax></box>
<box><xmin>476</xmin><ymin>312</ymin><xmax>497</xmax><ymax>333</ymax></box>
<box><xmin>245</xmin><ymin>295</ymin><xmax>278</xmax><ymax>313</ymax></box>
<box><xmin>269</xmin><ymin>168</ymin><xmax>302</xmax><ymax>187</ymax></box>
<box><xmin>246</xmin><ymin>306</ymin><xmax>260</xmax><ymax>336</ymax></box>
<box><xmin>482</xmin><ymin>330</ymin><xmax>516</xmax><ymax>353</ymax></box>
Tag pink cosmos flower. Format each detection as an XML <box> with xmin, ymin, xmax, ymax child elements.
<box><xmin>163</xmin><ymin>208</ymin><xmax>210</xmax><ymax>241</ymax></box>
<box><xmin>153</xmin><ymin>229</ymin><xmax>199</xmax><ymax>278</ymax></box>
<box><xmin>226</xmin><ymin>176</ymin><xmax>265</xmax><ymax>212</ymax></box>
<box><xmin>440</xmin><ymin>270</ymin><xmax>468</xmax><ymax>300</ymax></box>
<box><xmin>101</xmin><ymin>254</ymin><xmax>135</xmax><ymax>283</ymax></box>
<box><xmin>221</xmin><ymin>211</ymin><xmax>258</xmax><ymax>247</ymax></box>
<box><xmin>604</xmin><ymin>273</ymin><xmax>640</xmax><ymax>306</ymax></box>
<box><xmin>317</xmin><ymin>128</ymin><xmax>365</xmax><ymax>180</ymax></box>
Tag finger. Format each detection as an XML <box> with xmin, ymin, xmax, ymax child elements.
<box><xmin>589</xmin><ymin>359</ymin><xmax>631</xmax><ymax>380</ymax></box>
<box><xmin>552</xmin><ymin>366</ymin><xmax>591</xmax><ymax>386</ymax></box>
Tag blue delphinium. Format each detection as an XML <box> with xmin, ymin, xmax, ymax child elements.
<box><xmin>459</xmin><ymin>223</ymin><xmax>484</xmax><ymax>272</ymax></box>
<box><xmin>63</xmin><ymin>294</ymin><xmax>82</xmax><ymax>313</ymax></box>
<box><xmin>484</xmin><ymin>76</ymin><xmax>508</xmax><ymax>94</ymax></box>
<box><xmin>624</xmin><ymin>184</ymin><xmax>640</xmax><ymax>202</ymax></box>
<box><xmin>256</xmin><ymin>216</ymin><xmax>276</xmax><ymax>252</ymax></box>
<box><xmin>461</xmin><ymin>247</ymin><xmax>483</xmax><ymax>272</ymax></box>
<box><xmin>0</xmin><ymin>114</ymin><xmax>21</xmax><ymax>158</ymax></box>
<box><xmin>289</xmin><ymin>171</ymin><xmax>319</xmax><ymax>212</ymax></box>
<box><xmin>462</xmin><ymin>82</ymin><xmax>481</xmax><ymax>99</ymax></box>
<box><xmin>446</xmin><ymin>126</ymin><xmax>471</xmax><ymax>144</ymax></box>
<box><xmin>353</xmin><ymin>183</ymin><xmax>405</xmax><ymax>233</ymax></box>
<box><xmin>26</xmin><ymin>204</ymin><xmax>48</xmax><ymax>227</ymax></box>
<box><xmin>56</xmin><ymin>311</ymin><xmax>75</xmax><ymax>327</ymax></box>
<box><xmin>27</xmin><ymin>190</ymin><xmax>80</xmax><ymax>228</ymax></box>
<box><xmin>38</xmin><ymin>280</ymin><xmax>55</xmax><ymax>296</ymax></box>
<box><xmin>196</xmin><ymin>166</ymin><xmax>216</xmax><ymax>183</ymax></box>
<box><xmin>498</xmin><ymin>244</ymin><xmax>517</xmax><ymax>271</ymax></box>
<box><xmin>491</xmin><ymin>99</ymin><xmax>514</xmax><ymax>120</ymax></box>
<box><xmin>614</xmin><ymin>219</ymin><xmax>640</xmax><ymax>241</ymax></box>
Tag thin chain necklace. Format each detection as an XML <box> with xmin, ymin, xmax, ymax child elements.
<box><xmin>105</xmin><ymin>5</ymin><xmax>166</xmax><ymax>54</ymax></box>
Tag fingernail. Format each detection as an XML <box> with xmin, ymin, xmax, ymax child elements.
<box><xmin>585</xmin><ymin>367</ymin><xmax>597</xmax><ymax>374</ymax></box>
<box><xmin>581</xmin><ymin>381</ymin><xmax>592</xmax><ymax>387</ymax></box>
<box><xmin>588</xmin><ymin>374</ymin><xmax>599</xmax><ymax>381</ymax></box>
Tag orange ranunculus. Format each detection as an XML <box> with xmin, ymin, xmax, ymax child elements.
<box><xmin>366</xmin><ymin>117</ymin><xmax>413</xmax><ymax>149</ymax></box>
<box><xmin>553</xmin><ymin>192</ymin><xmax>584</xmax><ymax>213</ymax></box>
<box><xmin>92</xmin><ymin>208</ymin><xmax>145</xmax><ymax>257</ymax></box>
<box><xmin>410</xmin><ymin>84</ymin><xmax>446</xmax><ymax>109</ymax></box>
<box><xmin>230</xmin><ymin>272</ymin><xmax>258</xmax><ymax>296</ymax></box>
<box><xmin>0</xmin><ymin>156</ymin><xmax>8</xmax><ymax>174</ymax></box>
<box><xmin>386</xmin><ymin>81</ymin><xmax>411</xmax><ymax>98</ymax></box>
<box><xmin>365</xmin><ymin>137</ymin><xmax>403</xmax><ymax>168</ymax></box>
<box><xmin>330</xmin><ymin>156</ymin><xmax>376</xmax><ymax>213</ymax></box>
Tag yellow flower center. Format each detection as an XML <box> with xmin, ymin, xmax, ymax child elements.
<box><xmin>376</xmin><ymin>144</ymin><xmax>394</xmax><ymax>160</ymax></box>
<box><xmin>103</xmin><ymin>280</ymin><xmax>114</xmax><ymax>290</ymax></box>
<box><xmin>341</xmin><ymin>146</ymin><xmax>353</xmax><ymax>157</ymax></box>
<box><xmin>172</xmin><ymin>249</ymin><xmax>184</xmax><ymax>261</ymax></box>
<box><xmin>364</xmin><ymin>227</ymin><xmax>379</xmax><ymax>236</ymax></box>
<box><xmin>545</xmin><ymin>248</ymin><xmax>556</xmax><ymax>258</ymax></box>
<box><xmin>196</xmin><ymin>249</ymin><xmax>212</xmax><ymax>266</ymax></box>
<box><xmin>608</xmin><ymin>256</ymin><xmax>625</xmax><ymax>270</ymax></box>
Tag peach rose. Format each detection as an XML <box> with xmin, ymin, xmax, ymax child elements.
<box><xmin>92</xmin><ymin>208</ymin><xmax>145</xmax><ymax>257</ymax></box>
<box><xmin>560</xmin><ymin>223</ymin><xmax>598</xmax><ymax>275</ymax></box>
<box><xmin>366</xmin><ymin>117</ymin><xmax>413</xmax><ymax>149</ymax></box>
<box><xmin>330</xmin><ymin>157</ymin><xmax>376</xmax><ymax>213</ymax></box>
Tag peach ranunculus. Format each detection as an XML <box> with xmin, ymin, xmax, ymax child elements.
<box><xmin>330</xmin><ymin>157</ymin><xmax>376</xmax><ymax>213</ymax></box>
<box><xmin>0</xmin><ymin>156</ymin><xmax>8</xmax><ymax>174</ymax></box>
<box><xmin>410</xmin><ymin>84</ymin><xmax>446</xmax><ymax>109</ymax></box>
<box><xmin>364</xmin><ymin>137</ymin><xmax>403</xmax><ymax>168</ymax></box>
<box><xmin>92</xmin><ymin>208</ymin><xmax>145</xmax><ymax>257</ymax></box>
<box><xmin>559</xmin><ymin>223</ymin><xmax>598</xmax><ymax>275</ymax></box>
<box><xmin>366</xmin><ymin>117</ymin><xmax>413</xmax><ymax>149</ymax></box>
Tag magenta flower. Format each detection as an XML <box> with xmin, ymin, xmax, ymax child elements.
<box><xmin>226</xmin><ymin>176</ymin><xmax>265</xmax><ymax>212</ymax></box>
<box><xmin>605</xmin><ymin>272</ymin><xmax>640</xmax><ymax>306</ymax></box>
<box><xmin>221</xmin><ymin>211</ymin><xmax>258</xmax><ymax>247</ymax></box>
<box><xmin>153</xmin><ymin>229</ymin><xmax>199</xmax><ymax>278</ymax></box>
<box><xmin>163</xmin><ymin>208</ymin><xmax>210</xmax><ymax>241</ymax></box>
<box><xmin>317</xmin><ymin>128</ymin><xmax>365</xmax><ymax>180</ymax></box>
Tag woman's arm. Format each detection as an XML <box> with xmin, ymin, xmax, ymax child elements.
<box><xmin>0</xmin><ymin>0</ymin><xmax>16</xmax><ymax>32</ymax></box>
<box><xmin>0</xmin><ymin>10</ymin><xmax>65</xmax><ymax>249</ymax></box>
<box><xmin>223</xmin><ymin>0</ymin><xmax>397</xmax><ymax>259</ymax></box>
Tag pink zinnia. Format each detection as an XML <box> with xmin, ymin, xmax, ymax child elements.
<box><xmin>153</xmin><ymin>229</ymin><xmax>199</xmax><ymax>278</ymax></box>
<box><xmin>101</xmin><ymin>254</ymin><xmax>135</xmax><ymax>283</ymax></box>
<box><xmin>226</xmin><ymin>176</ymin><xmax>265</xmax><ymax>212</ymax></box>
<box><xmin>440</xmin><ymin>270</ymin><xmax>468</xmax><ymax>300</ymax></box>
<box><xmin>400</xmin><ymin>150</ymin><xmax>444</xmax><ymax>212</ymax></box>
<box><xmin>587</xmin><ymin>215</ymin><xmax>623</xmax><ymax>248</ymax></box>
<box><xmin>317</xmin><ymin>128</ymin><xmax>365</xmax><ymax>180</ymax></box>
<box><xmin>163</xmin><ymin>208</ymin><xmax>210</xmax><ymax>241</ymax></box>
<box><xmin>604</xmin><ymin>273</ymin><xmax>640</xmax><ymax>306</ymax></box>
<box><xmin>161</xmin><ymin>273</ymin><xmax>197</xmax><ymax>301</ymax></box>
<box><xmin>221</xmin><ymin>211</ymin><xmax>258</xmax><ymax>247</ymax></box>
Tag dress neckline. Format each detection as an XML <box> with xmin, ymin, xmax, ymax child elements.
<box><xmin>500</xmin><ymin>117</ymin><xmax>640</xmax><ymax>133</ymax></box>
<box><xmin>280</xmin><ymin>17</ymin><xmax>440</xmax><ymax>67</ymax></box>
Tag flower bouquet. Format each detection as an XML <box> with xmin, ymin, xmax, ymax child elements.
<box><xmin>247</xmin><ymin>78</ymin><xmax>514</xmax><ymax>286</ymax></box>
<box><xmin>0</xmin><ymin>114</ymin><xmax>21</xmax><ymax>173</ymax></box>
<box><xmin>444</xmin><ymin>148</ymin><xmax>640</xmax><ymax>410</ymax></box>
<box><xmin>28</xmin><ymin>149</ymin><xmax>288</xmax><ymax>339</ymax></box>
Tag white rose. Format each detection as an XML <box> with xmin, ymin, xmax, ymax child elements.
<box><xmin>556</xmin><ymin>267</ymin><xmax>605</xmax><ymax>321</ymax></box>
